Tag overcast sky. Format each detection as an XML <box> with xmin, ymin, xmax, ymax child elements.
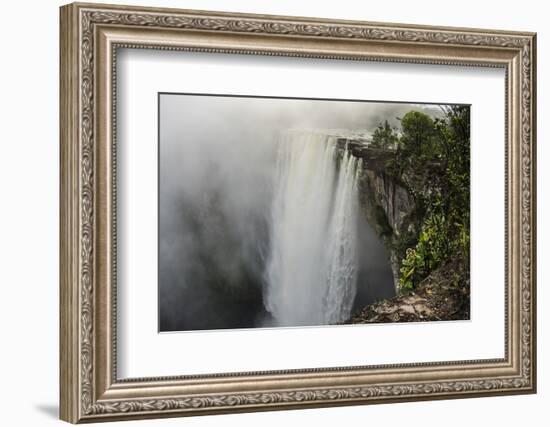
<box><xmin>161</xmin><ymin>94</ymin><xmax>443</xmax><ymax>141</ymax></box>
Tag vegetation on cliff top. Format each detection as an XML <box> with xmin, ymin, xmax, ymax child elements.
<box><xmin>372</xmin><ymin>106</ymin><xmax>470</xmax><ymax>292</ymax></box>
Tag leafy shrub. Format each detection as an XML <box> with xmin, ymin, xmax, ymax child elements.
<box><xmin>398</xmin><ymin>214</ymin><xmax>448</xmax><ymax>290</ymax></box>
<box><xmin>389</xmin><ymin>106</ymin><xmax>470</xmax><ymax>291</ymax></box>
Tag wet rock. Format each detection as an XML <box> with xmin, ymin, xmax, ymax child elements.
<box><xmin>336</xmin><ymin>140</ymin><xmax>419</xmax><ymax>292</ymax></box>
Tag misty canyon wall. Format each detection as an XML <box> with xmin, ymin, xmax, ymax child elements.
<box><xmin>337</xmin><ymin>138</ymin><xmax>419</xmax><ymax>292</ymax></box>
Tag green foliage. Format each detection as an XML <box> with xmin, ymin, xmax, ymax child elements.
<box><xmin>371</xmin><ymin>120</ymin><xmax>399</xmax><ymax>149</ymax></box>
<box><xmin>382</xmin><ymin>111</ymin><xmax>437</xmax><ymax>181</ymax></box>
<box><xmin>399</xmin><ymin>214</ymin><xmax>448</xmax><ymax>289</ymax></box>
<box><xmin>387</xmin><ymin>106</ymin><xmax>471</xmax><ymax>292</ymax></box>
<box><xmin>399</xmin><ymin>111</ymin><xmax>437</xmax><ymax>155</ymax></box>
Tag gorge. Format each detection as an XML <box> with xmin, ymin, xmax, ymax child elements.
<box><xmin>160</xmin><ymin>130</ymin><xmax>415</xmax><ymax>331</ymax></box>
<box><xmin>159</xmin><ymin>97</ymin><xmax>470</xmax><ymax>332</ymax></box>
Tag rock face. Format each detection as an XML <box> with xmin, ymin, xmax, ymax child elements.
<box><xmin>363</xmin><ymin>169</ymin><xmax>413</xmax><ymax>235</ymax></box>
<box><xmin>335</xmin><ymin>138</ymin><xmax>470</xmax><ymax>324</ymax></box>
<box><xmin>337</xmin><ymin>138</ymin><xmax>419</xmax><ymax>291</ymax></box>
<box><xmin>361</xmin><ymin>168</ymin><xmax>417</xmax><ymax>290</ymax></box>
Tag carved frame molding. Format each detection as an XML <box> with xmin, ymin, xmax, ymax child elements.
<box><xmin>60</xmin><ymin>2</ymin><xmax>536</xmax><ymax>423</ymax></box>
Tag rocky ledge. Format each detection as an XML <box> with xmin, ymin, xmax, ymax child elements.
<box><xmin>344</xmin><ymin>261</ymin><xmax>470</xmax><ymax>324</ymax></box>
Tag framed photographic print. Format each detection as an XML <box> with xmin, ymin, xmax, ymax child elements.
<box><xmin>59</xmin><ymin>2</ymin><xmax>537</xmax><ymax>423</ymax></box>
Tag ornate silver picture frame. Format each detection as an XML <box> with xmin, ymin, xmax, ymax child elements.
<box><xmin>60</xmin><ymin>2</ymin><xmax>536</xmax><ymax>423</ymax></box>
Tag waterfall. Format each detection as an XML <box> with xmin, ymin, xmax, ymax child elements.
<box><xmin>264</xmin><ymin>131</ymin><xmax>361</xmax><ymax>326</ymax></box>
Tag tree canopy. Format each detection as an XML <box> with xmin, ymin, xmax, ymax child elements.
<box><xmin>371</xmin><ymin>120</ymin><xmax>399</xmax><ymax>149</ymax></box>
<box><xmin>376</xmin><ymin>106</ymin><xmax>470</xmax><ymax>291</ymax></box>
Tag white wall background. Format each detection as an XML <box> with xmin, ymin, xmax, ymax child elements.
<box><xmin>0</xmin><ymin>0</ymin><xmax>545</xmax><ymax>425</ymax></box>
